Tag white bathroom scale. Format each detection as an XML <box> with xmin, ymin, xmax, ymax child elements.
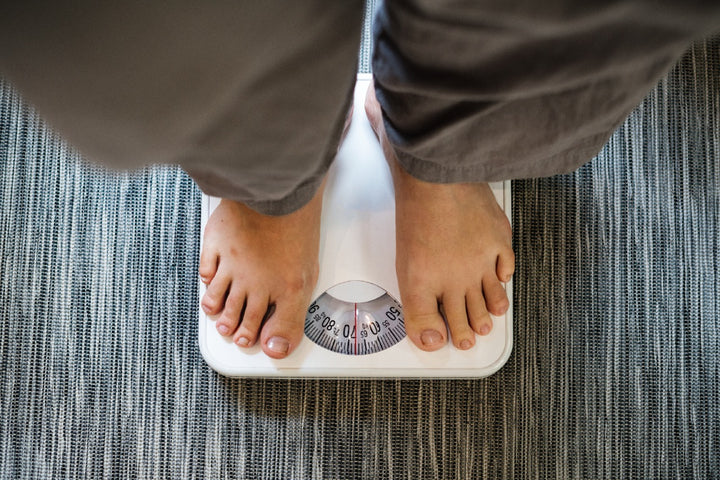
<box><xmin>198</xmin><ymin>74</ymin><xmax>513</xmax><ymax>377</ymax></box>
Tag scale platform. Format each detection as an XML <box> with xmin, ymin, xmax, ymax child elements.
<box><xmin>199</xmin><ymin>74</ymin><xmax>512</xmax><ymax>377</ymax></box>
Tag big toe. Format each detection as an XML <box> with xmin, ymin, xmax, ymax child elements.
<box><xmin>402</xmin><ymin>294</ymin><xmax>448</xmax><ymax>352</ymax></box>
<box><xmin>259</xmin><ymin>299</ymin><xmax>307</xmax><ymax>359</ymax></box>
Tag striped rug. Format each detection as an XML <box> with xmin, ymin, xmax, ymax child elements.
<box><xmin>1</xmin><ymin>4</ymin><xmax>718</xmax><ymax>478</ymax></box>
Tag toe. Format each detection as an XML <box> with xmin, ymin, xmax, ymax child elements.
<box><xmin>216</xmin><ymin>285</ymin><xmax>245</xmax><ymax>336</ymax></box>
<box><xmin>233</xmin><ymin>292</ymin><xmax>269</xmax><ymax>348</ymax></box>
<box><xmin>199</xmin><ymin>242</ymin><xmax>218</xmax><ymax>285</ymax></box>
<box><xmin>402</xmin><ymin>292</ymin><xmax>448</xmax><ymax>352</ymax></box>
<box><xmin>466</xmin><ymin>289</ymin><xmax>493</xmax><ymax>336</ymax></box>
<box><xmin>259</xmin><ymin>298</ymin><xmax>307</xmax><ymax>359</ymax></box>
<box><xmin>496</xmin><ymin>246</ymin><xmax>516</xmax><ymax>283</ymax></box>
<box><xmin>441</xmin><ymin>292</ymin><xmax>475</xmax><ymax>350</ymax></box>
<box><xmin>483</xmin><ymin>275</ymin><xmax>509</xmax><ymax>316</ymax></box>
<box><xmin>202</xmin><ymin>271</ymin><xmax>231</xmax><ymax>315</ymax></box>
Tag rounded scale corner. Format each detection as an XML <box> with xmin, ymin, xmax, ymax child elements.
<box><xmin>478</xmin><ymin>326</ymin><xmax>513</xmax><ymax>377</ymax></box>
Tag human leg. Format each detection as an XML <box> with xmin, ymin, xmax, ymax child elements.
<box><xmin>371</xmin><ymin>0</ymin><xmax>720</xmax><ymax>350</ymax></box>
<box><xmin>365</xmin><ymin>84</ymin><xmax>513</xmax><ymax>351</ymax></box>
<box><xmin>0</xmin><ymin>1</ymin><xmax>364</xmax><ymax>358</ymax></box>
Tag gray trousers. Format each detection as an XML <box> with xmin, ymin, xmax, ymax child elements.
<box><xmin>1</xmin><ymin>1</ymin><xmax>718</xmax><ymax>215</ymax></box>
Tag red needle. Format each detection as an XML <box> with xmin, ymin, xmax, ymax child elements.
<box><xmin>354</xmin><ymin>302</ymin><xmax>358</xmax><ymax>355</ymax></box>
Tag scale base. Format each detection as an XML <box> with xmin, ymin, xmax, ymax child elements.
<box><xmin>198</xmin><ymin>74</ymin><xmax>513</xmax><ymax>378</ymax></box>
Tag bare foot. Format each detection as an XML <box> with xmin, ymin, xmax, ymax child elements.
<box><xmin>199</xmin><ymin>185</ymin><xmax>323</xmax><ymax>359</ymax></box>
<box><xmin>365</xmin><ymin>83</ymin><xmax>515</xmax><ymax>351</ymax></box>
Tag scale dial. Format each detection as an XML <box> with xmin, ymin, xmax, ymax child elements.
<box><xmin>304</xmin><ymin>281</ymin><xmax>406</xmax><ymax>355</ymax></box>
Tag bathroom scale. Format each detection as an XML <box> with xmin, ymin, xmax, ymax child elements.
<box><xmin>198</xmin><ymin>73</ymin><xmax>513</xmax><ymax>377</ymax></box>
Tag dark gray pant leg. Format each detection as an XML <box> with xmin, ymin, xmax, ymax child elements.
<box><xmin>0</xmin><ymin>1</ymin><xmax>363</xmax><ymax>215</ymax></box>
<box><xmin>372</xmin><ymin>0</ymin><xmax>720</xmax><ymax>183</ymax></box>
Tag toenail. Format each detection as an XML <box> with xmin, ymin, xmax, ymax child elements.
<box><xmin>480</xmin><ymin>324</ymin><xmax>492</xmax><ymax>336</ymax></box>
<box><xmin>200</xmin><ymin>275</ymin><xmax>209</xmax><ymax>284</ymax></box>
<box><xmin>217</xmin><ymin>324</ymin><xmax>229</xmax><ymax>335</ymax></box>
<box><xmin>460</xmin><ymin>339</ymin><xmax>472</xmax><ymax>350</ymax></box>
<box><xmin>267</xmin><ymin>336</ymin><xmax>290</xmax><ymax>354</ymax></box>
<box><xmin>420</xmin><ymin>330</ymin><xmax>443</xmax><ymax>346</ymax></box>
<box><xmin>236</xmin><ymin>336</ymin><xmax>250</xmax><ymax>347</ymax></box>
<box><xmin>202</xmin><ymin>303</ymin><xmax>212</xmax><ymax>314</ymax></box>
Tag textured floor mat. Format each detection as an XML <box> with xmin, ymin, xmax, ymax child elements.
<box><xmin>1</xmin><ymin>9</ymin><xmax>718</xmax><ymax>480</ymax></box>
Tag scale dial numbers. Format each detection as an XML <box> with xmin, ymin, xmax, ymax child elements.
<box><xmin>304</xmin><ymin>290</ymin><xmax>406</xmax><ymax>355</ymax></box>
